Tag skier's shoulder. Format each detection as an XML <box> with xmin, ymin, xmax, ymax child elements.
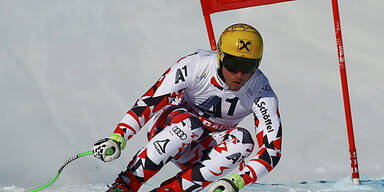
<box><xmin>249</xmin><ymin>69</ymin><xmax>269</xmax><ymax>85</ymax></box>
<box><xmin>247</xmin><ymin>69</ymin><xmax>277</xmax><ymax>99</ymax></box>
<box><xmin>177</xmin><ymin>49</ymin><xmax>216</xmax><ymax>64</ymax></box>
<box><xmin>196</xmin><ymin>49</ymin><xmax>216</xmax><ymax>59</ymax></box>
<box><xmin>175</xmin><ymin>49</ymin><xmax>217</xmax><ymax>77</ymax></box>
<box><xmin>194</xmin><ymin>49</ymin><xmax>218</xmax><ymax>71</ymax></box>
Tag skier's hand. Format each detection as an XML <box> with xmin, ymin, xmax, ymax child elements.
<box><xmin>208</xmin><ymin>173</ymin><xmax>245</xmax><ymax>192</ymax></box>
<box><xmin>93</xmin><ymin>134</ymin><xmax>126</xmax><ymax>162</ymax></box>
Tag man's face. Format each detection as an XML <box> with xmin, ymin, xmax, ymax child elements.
<box><xmin>222</xmin><ymin>66</ymin><xmax>252</xmax><ymax>91</ymax></box>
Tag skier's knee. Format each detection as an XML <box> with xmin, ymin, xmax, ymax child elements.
<box><xmin>236</xmin><ymin>127</ymin><xmax>254</xmax><ymax>145</ymax></box>
<box><xmin>232</xmin><ymin>127</ymin><xmax>254</xmax><ymax>155</ymax></box>
<box><xmin>186</xmin><ymin>115</ymin><xmax>204</xmax><ymax>132</ymax></box>
<box><xmin>166</xmin><ymin>110</ymin><xmax>204</xmax><ymax>132</ymax></box>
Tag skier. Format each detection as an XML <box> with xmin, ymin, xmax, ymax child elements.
<box><xmin>93</xmin><ymin>23</ymin><xmax>282</xmax><ymax>192</ymax></box>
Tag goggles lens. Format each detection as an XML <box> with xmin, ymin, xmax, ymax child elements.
<box><xmin>222</xmin><ymin>53</ymin><xmax>260</xmax><ymax>74</ymax></box>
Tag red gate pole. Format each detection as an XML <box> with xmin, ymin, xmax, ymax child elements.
<box><xmin>203</xmin><ymin>14</ymin><xmax>217</xmax><ymax>50</ymax></box>
<box><xmin>200</xmin><ymin>0</ymin><xmax>294</xmax><ymax>51</ymax></box>
<box><xmin>331</xmin><ymin>0</ymin><xmax>360</xmax><ymax>185</ymax></box>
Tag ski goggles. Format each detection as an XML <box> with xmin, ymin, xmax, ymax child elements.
<box><xmin>221</xmin><ymin>53</ymin><xmax>261</xmax><ymax>74</ymax></box>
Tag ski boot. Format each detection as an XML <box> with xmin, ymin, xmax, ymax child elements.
<box><xmin>106</xmin><ymin>171</ymin><xmax>143</xmax><ymax>192</ymax></box>
<box><xmin>150</xmin><ymin>176</ymin><xmax>182</xmax><ymax>192</ymax></box>
<box><xmin>106</xmin><ymin>182</ymin><xmax>133</xmax><ymax>192</ymax></box>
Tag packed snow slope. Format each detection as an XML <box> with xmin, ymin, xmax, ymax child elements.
<box><xmin>2</xmin><ymin>177</ymin><xmax>384</xmax><ymax>192</ymax></box>
<box><xmin>0</xmin><ymin>0</ymin><xmax>383</xmax><ymax>190</ymax></box>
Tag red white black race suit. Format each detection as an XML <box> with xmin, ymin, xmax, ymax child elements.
<box><xmin>112</xmin><ymin>49</ymin><xmax>282</xmax><ymax>191</ymax></box>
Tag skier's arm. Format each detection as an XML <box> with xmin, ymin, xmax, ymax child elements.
<box><xmin>238</xmin><ymin>95</ymin><xmax>282</xmax><ymax>186</ymax></box>
<box><xmin>115</xmin><ymin>63</ymin><xmax>191</xmax><ymax>142</ymax></box>
<box><xmin>93</xmin><ymin>58</ymin><xmax>193</xmax><ymax>162</ymax></box>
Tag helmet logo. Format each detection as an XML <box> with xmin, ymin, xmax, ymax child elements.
<box><xmin>238</xmin><ymin>39</ymin><xmax>252</xmax><ymax>53</ymax></box>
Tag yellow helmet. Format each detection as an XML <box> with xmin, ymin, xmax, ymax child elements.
<box><xmin>217</xmin><ymin>23</ymin><xmax>263</xmax><ymax>74</ymax></box>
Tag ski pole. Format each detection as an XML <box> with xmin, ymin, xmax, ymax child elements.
<box><xmin>26</xmin><ymin>150</ymin><xmax>97</xmax><ymax>192</ymax></box>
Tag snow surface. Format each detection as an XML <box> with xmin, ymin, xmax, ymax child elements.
<box><xmin>1</xmin><ymin>0</ymin><xmax>384</xmax><ymax>191</ymax></box>
<box><xmin>3</xmin><ymin>177</ymin><xmax>384</xmax><ymax>192</ymax></box>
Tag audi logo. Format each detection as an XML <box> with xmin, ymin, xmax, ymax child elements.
<box><xmin>172</xmin><ymin>126</ymin><xmax>187</xmax><ymax>140</ymax></box>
